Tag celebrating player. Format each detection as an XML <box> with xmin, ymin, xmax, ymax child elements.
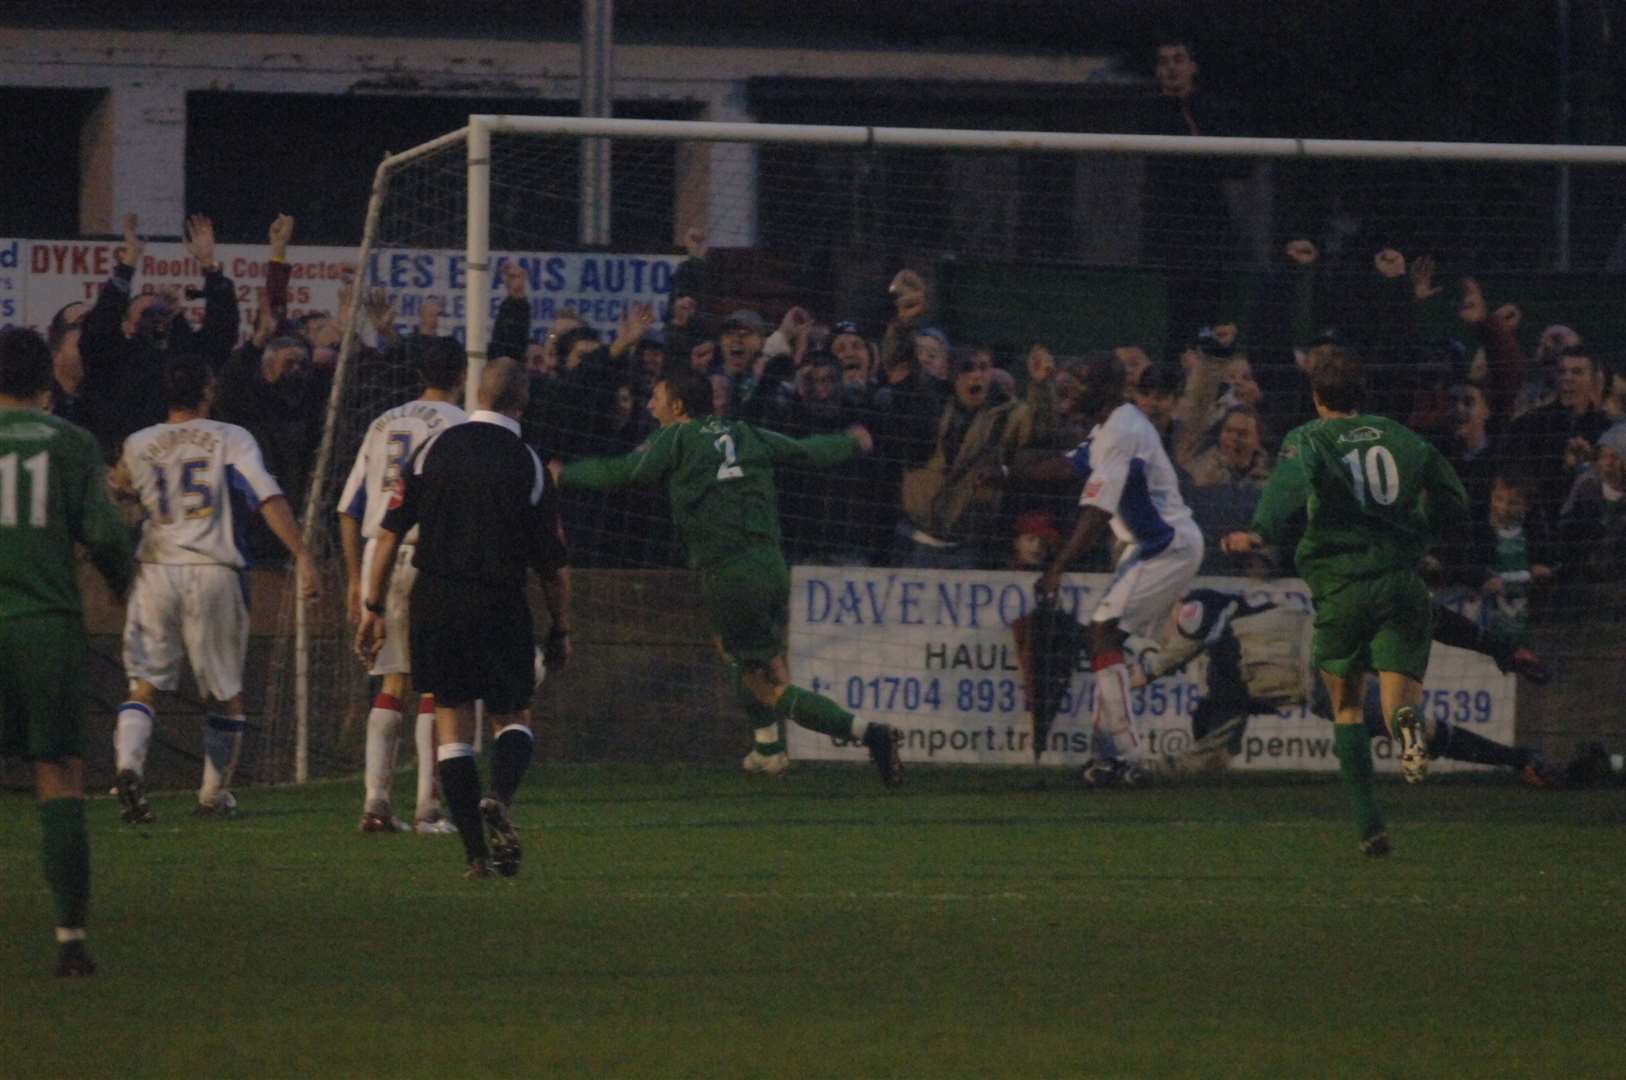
<box><xmin>1</xmin><ymin>328</ymin><xmax>135</xmax><ymax>976</ymax></box>
<box><xmin>1032</xmin><ymin>352</ymin><xmax>1204</xmax><ymax>787</ymax></box>
<box><xmin>337</xmin><ymin>337</ymin><xmax>467</xmax><ymax>833</ymax></box>
<box><xmin>109</xmin><ymin>353</ymin><xmax>319</xmax><ymax>820</ymax></box>
<box><xmin>552</xmin><ymin>368</ymin><xmax>904</xmax><ymax>786</ymax></box>
<box><xmin>1223</xmin><ymin>345</ymin><xmax>1470</xmax><ymax>855</ymax></box>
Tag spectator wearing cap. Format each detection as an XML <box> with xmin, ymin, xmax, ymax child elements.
<box><xmin>828</xmin><ymin>320</ymin><xmax>875</xmax><ymax>394</ymax></box>
<box><xmin>894</xmin><ymin>344</ymin><xmax>1056</xmax><ymax>568</ymax></box>
<box><xmin>914</xmin><ymin>328</ymin><xmax>950</xmax><ymax>382</ymax></box>
<box><xmin>1009</xmin><ymin>510</ymin><xmax>1061</xmax><ymax>571</ymax></box>
<box><xmin>717</xmin><ymin>308</ymin><xmax>767</xmax><ymax>411</ymax></box>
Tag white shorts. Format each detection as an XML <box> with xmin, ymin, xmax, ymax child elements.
<box><xmin>122</xmin><ymin>563</ymin><xmax>249</xmax><ymax>702</ymax></box>
<box><xmin>362</xmin><ymin>538</ymin><xmax>418</xmax><ymax>677</ymax></box>
<box><xmin>1091</xmin><ymin>523</ymin><xmax>1203</xmax><ymax>638</ymax></box>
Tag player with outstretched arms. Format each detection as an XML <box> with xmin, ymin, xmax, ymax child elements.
<box><xmin>1032</xmin><ymin>352</ymin><xmax>1204</xmax><ymax>787</ymax></box>
<box><xmin>337</xmin><ymin>338</ymin><xmax>467</xmax><ymax>833</ymax></box>
<box><xmin>552</xmin><ymin>368</ymin><xmax>905</xmax><ymax>786</ymax></box>
<box><xmin>108</xmin><ymin>353</ymin><xmax>318</xmax><ymax>820</ymax></box>
<box><xmin>1223</xmin><ymin>345</ymin><xmax>1470</xmax><ymax>855</ymax></box>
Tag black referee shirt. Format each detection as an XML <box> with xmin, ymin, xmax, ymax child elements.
<box><xmin>380</xmin><ymin>410</ymin><xmax>567</xmax><ymax>589</ymax></box>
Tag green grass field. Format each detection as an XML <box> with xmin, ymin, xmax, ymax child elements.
<box><xmin>3</xmin><ymin>764</ymin><xmax>1623</xmax><ymax>1078</ymax></box>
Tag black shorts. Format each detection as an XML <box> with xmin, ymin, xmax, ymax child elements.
<box><xmin>409</xmin><ymin>573</ymin><xmax>535</xmax><ymax>713</ymax></box>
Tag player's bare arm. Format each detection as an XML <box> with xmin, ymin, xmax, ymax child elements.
<box><xmin>1035</xmin><ymin>504</ymin><xmax>1112</xmax><ymax>601</ymax></box>
<box><xmin>337</xmin><ymin>511</ymin><xmax>364</xmax><ymax>625</ymax></box>
<box><xmin>258</xmin><ymin>495</ymin><xmax>320</xmax><ymax>602</ymax></box>
<box><xmin>354</xmin><ymin>523</ymin><xmax>403</xmax><ymax>664</ymax></box>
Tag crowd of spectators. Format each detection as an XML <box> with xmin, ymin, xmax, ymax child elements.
<box><xmin>35</xmin><ymin>205</ymin><xmax>1626</xmax><ymax>637</ymax></box>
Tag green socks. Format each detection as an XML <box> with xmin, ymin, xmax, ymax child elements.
<box><xmin>39</xmin><ymin>798</ymin><xmax>90</xmax><ymax>930</ymax></box>
<box><xmin>1332</xmin><ymin>723</ymin><xmax>1384</xmax><ymax>839</ymax></box>
<box><xmin>773</xmin><ymin>685</ymin><xmax>859</xmax><ymax>740</ymax></box>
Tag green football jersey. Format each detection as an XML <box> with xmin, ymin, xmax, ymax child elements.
<box><xmin>1252</xmin><ymin>413</ymin><xmax>1469</xmax><ymax>587</ymax></box>
<box><xmin>0</xmin><ymin>407</ymin><xmax>135</xmax><ymax>619</ymax></box>
<box><xmin>560</xmin><ymin>417</ymin><xmax>856</xmax><ymax>571</ymax></box>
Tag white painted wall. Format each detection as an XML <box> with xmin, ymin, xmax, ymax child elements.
<box><xmin>0</xmin><ymin>28</ymin><xmax>1117</xmax><ymax>242</ymax></box>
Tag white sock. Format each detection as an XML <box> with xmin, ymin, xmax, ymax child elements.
<box><xmin>200</xmin><ymin>714</ymin><xmax>245</xmax><ymax>802</ymax></box>
<box><xmin>413</xmin><ymin>700</ymin><xmax>438</xmax><ymax>817</ymax></box>
<box><xmin>114</xmin><ymin>702</ymin><xmax>154</xmax><ymax>775</ymax></box>
<box><xmin>364</xmin><ymin>694</ymin><xmax>403</xmax><ymax>811</ymax></box>
<box><xmin>849</xmin><ymin>716</ymin><xmax>871</xmax><ymax>741</ymax></box>
<box><xmin>1090</xmin><ymin>660</ymin><xmax>1139</xmax><ymax>762</ymax></box>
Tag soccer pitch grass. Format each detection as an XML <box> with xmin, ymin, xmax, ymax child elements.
<box><xmin>3</xmin><ymin>765</ymin><xmax>1623</xmax><ymax>1079</ymax></box>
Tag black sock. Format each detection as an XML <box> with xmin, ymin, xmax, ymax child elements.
<box><xmin>1432</xmin><ymin>605</ymin><xmax>1513</xmax><ymax>665</ymax></box>
<box><xmin>1437</xmin><ymin>721</ymin><xmax>1528</xmax><ymax>770</ymax></box>
<box><xmin>437</xmin><ymin>755</ymin><xmax>488</xmax><ymax>862</ymax></box>
<box><xmin>491</xmin><ymin>727</ymin><xmax>535</xmax><ymax>807</ymax></box>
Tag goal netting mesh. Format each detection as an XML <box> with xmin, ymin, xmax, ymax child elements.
<box><xmin>254</xmin><ymin>119</ymin><xmax>1626</xmax><ymax>784</ymax></box>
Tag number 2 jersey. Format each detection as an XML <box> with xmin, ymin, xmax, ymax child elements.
<box><xmin>120</xmin><ymin>419</ymin><xmax>283</xmax><ymax>568</ymax></box>
<box><xmin>1251</xmin><ymin>413</ymin><xmax>1469</xmax><ymax>588</ymax></box>
<box><xmin>558</xmin><ymin>417</ymin><xmax>857</xmax><ymax>573</ymax></box>
<box><xmin>338</xmin><ymin>399</ymin><xmax>468</xmax><ymax>542</ymax></box>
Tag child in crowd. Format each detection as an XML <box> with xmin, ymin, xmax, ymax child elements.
<box><xmin>1010</xmin><ymin>511</ymin><xmax>1061</xmax><ymax>572</ymax></box>
<box><xmin>1453</xmin><ymin>473</ymin><xmax>1552</xmax><ymax>643</ymax></box>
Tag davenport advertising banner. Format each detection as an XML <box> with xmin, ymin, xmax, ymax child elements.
<box><xmin>786</xmin><ymin>567</ymin><xmax>1515</xmax><ymax>773</ymax></box>
<box><xmin>0</xmin><ymin>236</ymin><xmax>679</xmax><ymax>344</ymax></box>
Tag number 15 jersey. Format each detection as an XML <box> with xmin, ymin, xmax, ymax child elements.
<box><xmin>1251</xmin><ymin>413</ymin><xmax>1469</xmax><ymax>588</ymax></box>
<box><xmin>121</xmin><ymin>419</ymin><xmax>283</xmax><ymax>568</ymax></box>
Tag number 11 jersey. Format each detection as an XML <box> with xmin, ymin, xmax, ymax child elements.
<box><xmin>121</xmin><ymin>419</ymin><xmax>283</xmax><ymax>568</ymax></box>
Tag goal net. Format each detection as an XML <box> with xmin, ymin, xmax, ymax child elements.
<box><xmin>255</xmin><ymin>117</ymin><xmax>1626</xmax><ymax>784</ymax></box>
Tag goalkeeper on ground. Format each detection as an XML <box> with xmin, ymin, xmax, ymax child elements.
<box><xmin>551</xmin><ymin>368</ymin><xmax>904</xmax><ymax>786</ymax></box>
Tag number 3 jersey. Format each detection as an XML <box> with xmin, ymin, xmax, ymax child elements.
<box><xmin>1251</xmin><ymin>413</ymin><xmax>1469</xmax><ymax>588</ymax></box>
<box><xmin>121</xmin><ymin>419</ymin><xmax>283</xmax><ymax>568</ymax></box>
<box><xmin>338</xmin><ymin>400</ymin><xmax>467</xmax><ymax>542</ymax></box>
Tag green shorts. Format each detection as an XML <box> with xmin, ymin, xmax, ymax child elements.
<box><xmin>702</xmin><ymin>547</ymin><xmax>790</xmax><ymax>667</ymax></box>
<box><xmin>1310</xmin><ymin>571</ymin><xmax>1434</xmax><ymax>682</ymax></box>
<box><xmin>0</xmin><ymin>614</ymin><xmax>90</xmax><ymax>762</ymax></box>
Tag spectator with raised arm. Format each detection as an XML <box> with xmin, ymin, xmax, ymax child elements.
<box><xmin>893</xmin><ymin>344</ymin><xmax>1056</xmax><ymax>568</ymax></box>
<box><xmin>78</xmin><ymin>213</ymin><xmax>239</xmax><ymax>460</ymax></box>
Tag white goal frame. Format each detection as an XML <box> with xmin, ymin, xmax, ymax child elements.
<box><xmin>285</xmin><ymin>114</ymin><xmax>1626</xmax><ymax>782</ymax></box>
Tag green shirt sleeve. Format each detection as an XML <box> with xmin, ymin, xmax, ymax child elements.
<box><xmin>1422</xmin><ymin>443</ymin><xmax>1471</xmax><ymax>539</ymax></box>
<box><xmin>757</xmin><ymin>428</ymin><xmax>857</xmax><ymax>469</ymax></box>
<box><xmin>1251</xmin><ymin>428</ymin><xmax>1311</xmax><ymax>545</ymax></box>
<box><xmin>72</xmin><ymin>433</ymin><xmax>136</xmax><ymax>598</ymax></box>
<box><xmin>558</xmin><ymin>424</ymin><xmax>681</xmax><ymax>491</ymax></box>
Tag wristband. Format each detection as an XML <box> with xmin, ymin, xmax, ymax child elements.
<box><xmin>365</xmin><ymin>599</ymin><xmax>386</xmax><ymax>616</ymax></box>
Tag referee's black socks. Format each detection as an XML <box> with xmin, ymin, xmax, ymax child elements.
<box><xmin>491</xmin><ymin>724</ymin><xmax>535</xmax><ymax>807</ymax></box>
<box><xmin>436</xmin><ymin>746</ymin><xmax>488</xmax><ymax>862</ymax></box>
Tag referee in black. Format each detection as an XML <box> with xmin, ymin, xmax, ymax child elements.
<box><xmin>356</xmin><ymin>356</ymin><xmax>571</xmax><ymax>879</ymax></box>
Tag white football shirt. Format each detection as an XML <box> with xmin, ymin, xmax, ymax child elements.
<box><xmin>1066</xmin><ymin>402</ymin><xmax>1194</xmax><ymax>556</ymax></box>
<box><xmin>121</xmin><ymin>419</ymin><xmax>283</xmax><ymax>568</ymax></box>
<box><xmin>337</xmin><ymin>399</ymin><xmax>467</xmax><ymax>540</ymax></box>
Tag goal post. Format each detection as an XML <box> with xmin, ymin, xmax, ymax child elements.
<box><xmin>260</xmin><ymin>114</ymin><xmax>1626</xmax><ymax>785</ymax></box>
